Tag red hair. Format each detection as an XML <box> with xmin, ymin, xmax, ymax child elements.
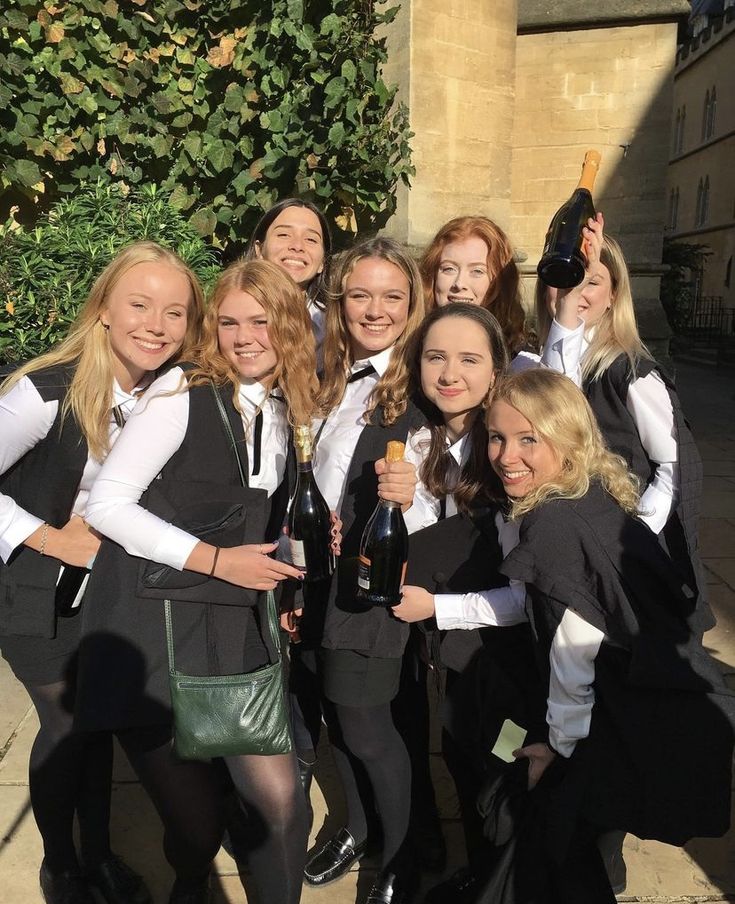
<box><xmin>420</xmin><ymin>216</ymin><xmax>526</xmax><ymax>354</ymax></box>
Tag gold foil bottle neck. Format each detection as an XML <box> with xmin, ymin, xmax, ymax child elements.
<box><xmin>385</xmin><ymin>441</ymin><xmax>405</xmax><ymax>463</ymax></box>
<box><xmin>294</xmin><ymin>425</ymin><xmax>313</xmax><ymax>462</ymax></box>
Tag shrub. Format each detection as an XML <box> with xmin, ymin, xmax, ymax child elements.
<box><xmin>0</xmin><ymin>181</ymin><xmax>220</xmax><ymax>364</ymax></box>
<box><xmin>0</xmin><ymin>0</ymin><xmax>414</xmax><ymax>252</ymax></box>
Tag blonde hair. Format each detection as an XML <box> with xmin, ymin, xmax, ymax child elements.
<box><xmin>488</xmin><ymin>369</ymin><xmax>640</xmax><ymax>518</ymax></box>
<box><xmin>535</xmin><ymin>234</ymin><xmax>653</xmax><ymax>382</ymax></box>
<box><xmin>0</xmin><ymin>241</ymin><xmax>204</xmax><ymax>460</ymax></box>
<box><xmin>187</xmin><ymin>259</ymin><xmax>318</xmax><ymax>427</ymax></box>
<box><xmin>420</xmin><ymin>216</ymin><xmax>526</xmax><ymax>355</ymax></box>
<box><xmin>318</xmin><ymin>237</ymin><xmax>425</xmax><ymax>425</ymax></box>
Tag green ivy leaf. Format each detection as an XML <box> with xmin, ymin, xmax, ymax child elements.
<box><xmin>189</xmin><ymin>206</ymin><xmax>216</xmax><ymax>236</ymax></box>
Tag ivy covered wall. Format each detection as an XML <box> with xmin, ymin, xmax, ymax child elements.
<box><xmin>0</xmin><ymin>0</ymin><xmax>414</xmax><ymax>252</ymax></box>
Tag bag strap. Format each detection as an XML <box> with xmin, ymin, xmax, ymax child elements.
<box><xmin>209</xmin><ymin>380</ymin><xmax>246</xmax><ymax>487</ymax></box>
<box><xmin>164</xmin><ymin>599</ymin><xmax>177</xmax><ymax>674</ymax></box>
<box><xmin>164</xmin><ymin>592</ymin><xmax>280</xmax><ymax>674</ymax></box>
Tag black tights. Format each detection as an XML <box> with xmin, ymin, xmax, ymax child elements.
<box><xmin>332</xmin><ymin>702</ymin><xmax>411</xmax><ymax>869</ymax></box>
<box><xmin>26</xmin><ymin>680</ymin><xmax>113</xmax><ymax>873</ymax></box>
<box><xmin>119</xmin><ymin>728</ymin><xmax>308</xmax><ymax>904</ymax></box>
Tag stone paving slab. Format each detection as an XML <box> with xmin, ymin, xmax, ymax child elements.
<box><xmin>0</xmin><ymin>657</ymin><xmax>32</xmax><ymax>751</ymax></box>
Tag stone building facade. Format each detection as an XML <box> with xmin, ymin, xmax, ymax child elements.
<box><xmin>666</xmin><ymin>5</ymin><xmax>735</xmax><ymax>310</ymax></box>
<box><xmin>382</xmin><ymin>0</ymin><xmax>691</xmax><ymax>356</ymax></box>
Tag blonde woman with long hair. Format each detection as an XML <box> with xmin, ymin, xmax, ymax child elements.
<box><xmin>77</xmin><ymin>260</ymin><xmax>318</xmax><ymax>904</ymax></box>
<box><xmin>477</xmin><ymin>369</ymin><xmax>732</xmax><ymax>904</ymax></box>
<box><xmin>0</xmin><ymin>241</ymin><xmax>204</xmax><ymax>904</ymax></box>
<box><xmin>286</xmin><ymin>237</ymin><xmax>426</xmax><ymax>903</ymax></box>
<box><xmin>535</xmin><ymin>216</ymin><xmax>708</xmax><ymax>634</ymax></box>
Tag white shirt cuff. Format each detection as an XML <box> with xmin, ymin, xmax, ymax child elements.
<box><xmin>0</xmin><ymin>508</ymin><xmax>44</xmax><ymax>563</ymax></box>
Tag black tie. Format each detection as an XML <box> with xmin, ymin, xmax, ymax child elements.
<box><xmin>347</xmin><ymin>364</ymin><xmax>376</xmax><ymax>383</ymax></box>
<box><xmin>252</xmin><ymin>394</ymin><xmax>284</xmax><ymax>476</ymax></box>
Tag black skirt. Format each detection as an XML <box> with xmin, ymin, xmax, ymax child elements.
<box><xmin>322</xmin><ymin>647</ymin><xmax>402</xmax><ymax>707</ymax></box>
<box><xmin>1</xmin><ymin>609</ymin><xmax>82</xmax><ymax>685</ymax></box>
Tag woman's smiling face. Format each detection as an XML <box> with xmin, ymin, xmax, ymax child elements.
<box><xmin>486</xmin><ymin>399</ymin><xmax>560</xmax><ymax>497</ymax></box>
<box><xmin>343</xmin><ymin>257</ymin><xmax>410</xmax><ymax>359</ymax></box>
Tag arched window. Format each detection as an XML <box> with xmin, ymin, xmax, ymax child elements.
<box><xmin>702</xmin><ymin>89</ymin><xmax>710</xmax><ymax>141</ymax></box>
<box><xmin>679</xmin><ymin>105</ymin><xmax>687</xmax><ymax>153</ymax></box>
<box><xmin>672</xmin><ymin>187</ymin><xmax>679</xmax><ymax>231</ymax></box>
<box><xmin>702</xmin><ymin>176</ymin><xmax>710</xmax><ymax>225</ymax></box>
<box><xmin>725</xmin><ymin>256</ymin><xmax>732</xmax><ymax>290</ymax></box>
<box><xmin>708</xmin><ymin>86</ymin><xmax>717</xmax><ymax>139</ymax></box>
<box><xmin>673</xmin><ymin>108</ymin><xmax>681</xmax><ymax>154</ymax></box>
<box><xmin>696</xmin><ymin>178</ymin><xmax>704</xmax><ymax>226</ymax></box>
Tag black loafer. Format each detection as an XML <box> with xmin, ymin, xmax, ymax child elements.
<box><xmin>40</xmin><ymin>860</ymin><xmax>96</xmax><ymax>904</ymax></box>
<box><xmin>303</xmin><ymin>827</ymin><xmax>367</xmax><ymax>886</ymax></box>
<box><xmin>86</xmin><ymin>855</ymin><xmax>151</xmax><ymax>904</ymax></box>
<box><xmin>365</xmin><ymin>866</ymin><xmax>418</xmax><ymax>904</ymax></box>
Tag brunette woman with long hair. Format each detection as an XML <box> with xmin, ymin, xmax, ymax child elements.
<box><xmin>291</xmin><ymin>237</ymin><xmax>426</xmax><ymax>904</ymax></box>
<box><xmin>78</xmin><ymin>260</ymin><xmax>318</xmax><ymax>904</ymax></box>
<box><xmin>0</xmin><ymin>242</ymin><xmax>204</xmax><ymax>904</ymax></box>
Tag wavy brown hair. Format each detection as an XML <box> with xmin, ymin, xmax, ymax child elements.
<box><xmin>317</xmin><ymin>237</ymin><xmax>425</xmax><ymax>425</ymax></box>
<box><xmin>488</xmin><ymin>369</ymin><xmax>640</xmax><ymax>519</ymax></box>
<box><xmin>409</xmin><ymin>303</ymin><xmax>509</xmax><ymax>513</ymax></box>
<box><xmin>534</xmin><ymin>233</ymin><xmax>653</xmax><ymax>383</ymax></box>
<box><xmin>187</xmin><ymin>259</ymin><xmax>318</xmax><ymax>427</ymax></box>
<box><xmin>420</xmin><ymin>216</ymin><xmax>526</xmax><ymax>355</ymax></box>
<box><xmin>0</xmin><ymin>241</ymin><xmax>204</xmax><ymax>461</ymax></box>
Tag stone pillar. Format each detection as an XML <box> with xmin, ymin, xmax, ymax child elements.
<box><xmin>381</xmin><ymin>0</ymin><xmax>518</xmax><ymax>250</ymax></box>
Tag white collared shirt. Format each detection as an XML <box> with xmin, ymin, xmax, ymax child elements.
<box><xmin>86</xmin><ymin>366</ymin><xmax>289</xmax><ymax>572</ymax></box>
<box><xmin>0</xmin><ymin>375</ymin><xmax>138</xmax><ymax>562</ymax></box>
<box><xmin>312</xmin><ymin>346</ymin><xmax>394</xmax><ymax>514</ymax></box>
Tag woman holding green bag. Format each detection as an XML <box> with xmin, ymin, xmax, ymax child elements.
<box><xmin>78</xmin><ymin>259</ymin><xmax>318</xmax><ymax>904</ymax></box>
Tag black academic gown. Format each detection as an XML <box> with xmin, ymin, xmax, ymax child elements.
<box><xmin>473</xmin><ymin>483</ymin><xmax>734</xmax><ymax>904</ymax></box>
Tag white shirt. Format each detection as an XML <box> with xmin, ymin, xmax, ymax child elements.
<box><xmin>0</xmin><ymin>374</ymin><xmax>138</xmax><ymax>563</ymax></box>
<box><xmin>541</xmin><ymin>318</ymin><xmax>678</xmax><ymax>534</ymax></box>
<box><xmin>85</xmin><ymin>366</ymin><xmax>288</xmax><ymax>572</ymax></box>
<box><xmin>312</xmin><ymin>346</ymin><xmax>394</xmax><ymax>514</ymax></box>
<box><xmin>403</xmin><ymin>428</ymin><xmax>470</xmax><ymax>532</ymax></box>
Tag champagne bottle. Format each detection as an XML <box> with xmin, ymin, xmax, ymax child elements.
<box><xmin>356</xmin><ymin>441</ymin><xmax>408</xmax><ymax>607</ymax></box>
<box><xmin>537</xmin><ymin>149</ymin><xmax>601</xmax><ymax>289</ymax></box>
<box><xmin>288</xmin><ymin>425</ymin><xmax>334</xmax><ymax>582</ymax></box>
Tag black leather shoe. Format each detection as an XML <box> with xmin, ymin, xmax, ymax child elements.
<box><xmin>168</xmin><ymin>875</ymin><xmax>210</xmax><ymax>904</ymax></box>
<box><xmin>365</xmin><ymin>865</ymin><xmax>418</xmax><ymax>904</ymax></box>
<box><xmin>303</xmin><ymin>827</ymin><xmax>367</xmax><ymax>886</ymax></box>
<box><xmin>424</xmin><ymin>867</ymin><xmax>480</xmax><ymax>904</ymax></box>
<box><xmin>86</xmin><ymin>855</ymin><xmax>151</xmax><ymax>904</ymax></box>
<box><xmin>39</xmin><ymin>860</ymin><xmax>96</xmax><ymax>904</ymax></box>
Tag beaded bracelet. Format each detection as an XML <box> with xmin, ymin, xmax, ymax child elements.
<box><xmin>39</xmin><ymin>523</ymin><xmax>49</xmax><ymax>556</ymax></box>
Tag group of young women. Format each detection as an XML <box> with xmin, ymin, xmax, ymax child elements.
<box><xmin>1</xmin><ymin>197</ymin><xmax>731</xmax><ymax>904</ymax></box>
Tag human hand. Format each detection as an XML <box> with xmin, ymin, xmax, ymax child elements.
<box><xmin>329</xmin><ymin>511</ymin><xmax>342</xmax><ymax>557</ymax></box>
<box><xmin>217</xmin><ymin>542</ymin><xmax>305</xmax><ymax>591</ymax></box>
<box><xmin>392</xmin><ymin>585</ymin><xmax>436</xmax><ymax>622</ymax></box>
<box><xmin>39</xmin><ymin>516</ymin><xmax>101</xmax><ymax>567</ymax></box>
<box><xmin>375</xmin><ymin>458</ymin><xmax>417</xmax><ymax>510</ymax></box>
<box><xmin>582</xmin><ymin>211</ymin><xmax>604</xmax><ymax>266</ymax></box>
<box><xmin>513</xmin><ymin>742</ymin><xmax>557</xmax><ymax>790</ymax></box>
<box><xmin>280</xmin><ymin>607</ymin><xmax>303</xmax><ymax>642</ymax></box>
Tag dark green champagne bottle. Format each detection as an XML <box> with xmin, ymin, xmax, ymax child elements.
<box><xmin>288</xmin><ymin>425</ymin><xmax>334</xmax><ymax>582</ymax></box>
<box><xmin>537</xmin><ymin>149</ymin><xmax>601</xmax><ymax>289</ymax></box>
<box><xmin>356</xmin><ymin>441</ymin><xmax>408</xmax><ymax>607</ymax></box>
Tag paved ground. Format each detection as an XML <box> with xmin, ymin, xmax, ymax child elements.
<box><xmin>1</xmin><ymin>361</ymin><xmax>734</xmax><ymax>904</ymax></box>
